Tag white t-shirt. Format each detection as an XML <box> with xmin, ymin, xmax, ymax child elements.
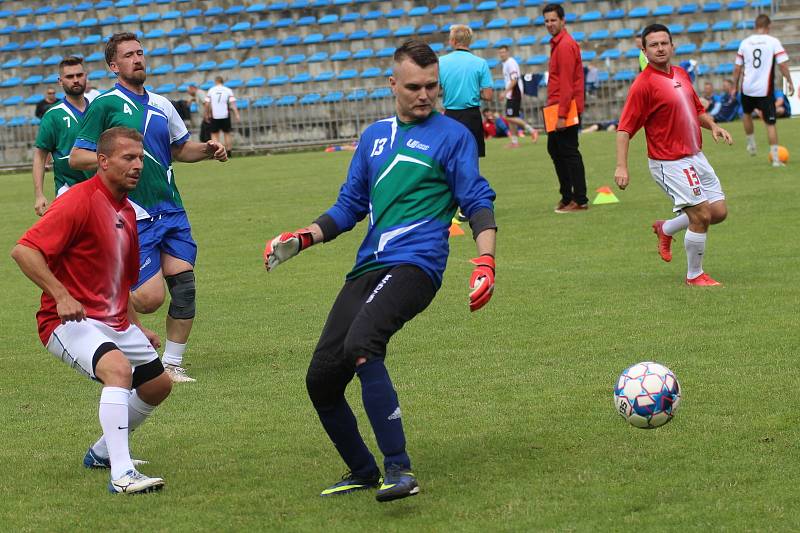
<box><xmin>85</xmin><ymin>88</ymin><xmax>100</xmax><ymax>102</ymax></box>
<box><xmin>502</xmin><ymin>57</ymin><xmax>523</xmax><ymax>97</ymax></box>
<box><xmin>205</xmin><ymin>85</ymin><xmax>236</xmax><ymax>119</ymax></box>
<box><xmin>735</xmin><ymin>34</ymin><xmax>789</xmax><ymax>97</ymax></box>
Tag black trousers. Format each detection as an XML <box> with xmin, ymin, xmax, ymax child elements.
<box><xmin>444</xmin><ymin>107</ymin><xmax>485</xmax><ymax>157</ymax></box>
<box><xmin>306</xmin><ymin>265</ymin><xmax>437</xmax><ymax>410</ymax></box>
<box><xmin>547</xmin><ymin>124</ymin><xmax>588</xmax><ymax>205</ymax></box>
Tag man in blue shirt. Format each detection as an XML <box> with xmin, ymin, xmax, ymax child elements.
<box><xmin>439</xmin><ymin>24</ymin><xmax>494</xmax><ymax>157</ymax></box>
<box><xmin>264</xmin><ymin>40</ymin><xmax>497</xmax><ymax>503</ymax></box>
<box><xmin>713</xmin><ymin>79</ymin><xmax>741</xmax><ymax>123</ymax></box>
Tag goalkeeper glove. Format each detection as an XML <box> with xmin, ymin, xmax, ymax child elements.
<box><xmin>468</xmin><ymin>254</ymin><xmax>495</xmax><ymax>312</ymax></box>
<box><xmin>264</xmin><ymin>229</ymin><xmax>314</xmax><ymax>271</ymax></box>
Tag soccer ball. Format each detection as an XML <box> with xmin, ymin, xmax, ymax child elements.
<box><xmin>614</xmin><ymin>362</ymin><xmax>681</xmax><ymax>429</ymax></box>
<box><xmin>768</xmin><ymin>146</ymin><xmax>789</xmax><ymax>163</ymax></box>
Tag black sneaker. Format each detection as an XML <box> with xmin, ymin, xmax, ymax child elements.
<box><xmin>320</xmin><ymin>470</ymin><xmax>381</xmax><ymax>497</ymax></box>
<box><xmin>375</xmin><ymin>465</ymin><xmax>419</xmax><ymax>502</ymax></box>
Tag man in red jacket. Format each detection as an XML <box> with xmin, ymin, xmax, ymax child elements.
<box><xmin>544</xmin><ymin>3</ymin><xmax>588</xmax><ymax>213</ymax></box>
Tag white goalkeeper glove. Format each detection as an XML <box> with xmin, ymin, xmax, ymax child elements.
<box><xmin>264</xmin><ymin>229</ymin><xmax>314</xmax><ymax>271</ymax></box>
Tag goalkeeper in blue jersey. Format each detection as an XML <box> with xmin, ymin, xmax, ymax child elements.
<box><xmin>264</xmin><ymin>40</ymin><xmax>497</xmax><ymax>503</ymax></box>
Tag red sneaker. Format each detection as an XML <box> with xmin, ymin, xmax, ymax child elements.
<box><xmin>686</xmin><ymin>273</ymin><xmax>722</xmax><ymax>286</ymax></box>
<box><xmin>652</xmin><ymin>220</ymin><xmax>673</xmax><ymax>262</ymax></box>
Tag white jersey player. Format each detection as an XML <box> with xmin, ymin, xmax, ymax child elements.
<box><xmin>732</xmin><ymin>14</ymin><xmax>795</xmax><ymax>166</ymax></box>
<box><xmin>204</xmin><ymin>76</ymin><xmax>241</xmax><ymax>154</ymax></box>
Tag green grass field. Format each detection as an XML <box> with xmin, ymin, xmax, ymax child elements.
<box><xmin>1</xmin><ymin>120</ymin><xmax>798</xmax><ymax>532</ymax></box>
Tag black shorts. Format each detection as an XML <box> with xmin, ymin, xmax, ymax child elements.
<box><xmin>210</xmin><ymin>117</ymin><xmax>232</xmax><ymax>133</ymax></box>
<box><xmin>505</xmin><ymin>96</ymin><xmax>522</xmax><ymax>118</ymax></box>
<box><xmin>741</xmin><ymin>94</ymin><xmax>776</xmax><ymax>125</ymax></box>
<box><xmin>444</xmin><ymin>107</ymin><xmax>485</xmax><ymax>157</ymax></box>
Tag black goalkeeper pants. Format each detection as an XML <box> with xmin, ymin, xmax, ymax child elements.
<box><xmin>306</xmin><ymin>265</ymin><xmax>437</xmax><ymax>411</ymax></box>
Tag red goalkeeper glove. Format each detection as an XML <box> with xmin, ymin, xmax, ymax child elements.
<box><xmin>264</xmin><ymin>229</ymin><xmax>314</xmax><ymax>271</ymax></box>
<box><xmin>469</xmin><ymin>254</ymin><xmax>495</xmax><ymax>312</ymax></box>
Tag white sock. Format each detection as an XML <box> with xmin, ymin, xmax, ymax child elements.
<box><xmin>99</xmin><ymin>387</ymin><xmax>134</xmax><ymax>479</ymax></box>
<box><xmin>510</xmin><ymin>135</ymin><xmax>519</xmax><ymax>145</ymax></box>
<box><xmin>684</xmin><ymin>230</ymin><xmax>707</xmax><ymax>279</ymax></box>
<box><xmin>524</xmin><ymin>124</ymin><xmax>534</xmax><ymax>134</ymax></box>
<box><xmin>92</xmin><ymin>391</ymin><xmax>157</xmax><ymax>459</ymax></box>
<box><xmin>770</xmin><ymin>144</ymin><xmax>779</xmax><ymax>162</ymax></box>
<box><xmin>663</xmin><ymin>213</ymin><xmax>689</xmax><ymax>236</ymax></box>
<box><xmin>746</xmin><ymin>134</ymin><xmax>756</xmax><ymax>148</ymax></box>
<box><xmin>162</xmin><ymin>340</ymin><xmax>187</xmax><ymax>367</ymax></box>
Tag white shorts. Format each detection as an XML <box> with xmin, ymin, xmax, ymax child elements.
<box><xmin>46</xmin><ymin>319</ymin><xmax>160</xmax><ymax>382</ymax></box>
<box><xmin>648</xmin><ymin>152</ymin><xmax>725</xmax><ymax>213</ymax></box>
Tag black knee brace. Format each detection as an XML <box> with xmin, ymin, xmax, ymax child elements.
<box><xmin>165</xmin><ymin>270</ymin><xmax>196</xmax><ymax>320</ymax></box>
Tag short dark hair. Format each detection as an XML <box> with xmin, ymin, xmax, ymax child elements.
<box><xmin>105</xmin><ymin>32</ymin><xmax>140</xmax><ymax>66</ymax></box>
<box><xmin>393</xmin><ymin>40</ymin><xmax>438</xmax><ymax>67</ymax></box>
<box><xmin>755</xmin><ymin>14</ymin><xmax>770</xmax><ymax>29</ymax></box>
<box><xmin>498</xmin><ymin>45</ymin><xmax>510</xmax><ymax>52</ymax></box>
<box><xmin>542</xmin><ymin>3</ymin><xmax>565</xmax><ymax>19</ymax></box>
<box><xmin>98</xmin><ymin>126</ymin><xmax>143</xmax><ymax>157</ymax></box>
<box><xmin>59</xmin><ymin>55</ymin><xmax>83</xmax><ymax>71</ymax></box>
<box><xmin>641</xmin><ymin>24</ymin><xmax>672</xmax><ymax>47</ymax></box>
<box><xmin>215</xmin><ymin>76</ymin><xmax>224</xmax><ymax>83</ymax></box>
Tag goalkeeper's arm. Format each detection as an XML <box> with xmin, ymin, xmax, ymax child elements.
<box><xmin>264</xmin><ymin>223</ymin><xmax>325</xmax><ymax>271</ymax></box>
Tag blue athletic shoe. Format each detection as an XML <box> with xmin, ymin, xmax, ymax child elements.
<box><xmin>375</xmin><ymin>466</ymin><xmax>419</xmax><ymax>502</ymax></box>
<box><xmin>83</xmin><ymin>447</ymin><xmax>148</xmax><ymax>469</ymax></box>
<box><xmin>320</xmin><ymin>470</ymin><xmax>381</xmax><ymax>497</ymax></box>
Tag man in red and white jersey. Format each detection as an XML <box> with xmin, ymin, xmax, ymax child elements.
<box><xmin>11</xmin><ymin>127</ymin><xmax>173</xmax><ymax>494</ymax></box>
<box><xmin>733</xmin><ymin>14</ymin><xmax>794</xmax><ymax>166</ymax></box>
<box><xmin>614</xmin><ymin>24</ymin><xmax>733</xmax><ymax>287</ymax></box>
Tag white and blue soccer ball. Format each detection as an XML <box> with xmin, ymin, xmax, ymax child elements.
<box><xmin>614</xmin><ymin>362</ymin><xmax>681</xmax><ymax>429</ymax></box>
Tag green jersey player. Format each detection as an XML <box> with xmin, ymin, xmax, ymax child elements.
<box><xmin>32</xmin><ymin>56</ymin><xmax>92</xmax><ymax>216</ymax></box>
<box><xmin>70</xmin><ymin>32</ymin><xmax>228</xmax><ymax>383</ymax></box>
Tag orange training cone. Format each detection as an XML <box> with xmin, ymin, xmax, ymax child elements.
<box><xmin>449</xmin><ymin>223</ymin><xmax>465</xmax><ymax>237</ymax></box>
<box><xmin>593</xmin><ymin>185</ymin><xmax>620</xmax><ymax>205</ymax></box>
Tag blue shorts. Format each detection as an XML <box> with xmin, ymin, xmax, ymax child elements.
<box><xmin>134</xmin><ymin>211</ymin><xmax>197</xmax><ymax>290</ymax></box>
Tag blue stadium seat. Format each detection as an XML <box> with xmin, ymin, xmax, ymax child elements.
<box><xmin>315</xmin><ymin>71</ymin><xmax>335</xmax><ymax>82</ymax></box>
<box><xmin>331</xmin><ymin>50</ymin><xmax>352</xmax><ymax>61</ymax></box>
<box><xmin>327</xmin><ymin>32</ymin><xmax>346</xmax><ymax>42</ymax></box>
<box><xmin>231</xmin><ymin>22</ymin><xmax>251</xmax><ymax>32</ymax></box>
<box><xmin>23</xmin><ymin>75</ymin><xmax>43</xmax><ymax>86</ymax></box>
<box><xmin>472</xmin><ymin>39</ymin><xmax>489</xmax><ymax>50</ymax></box>
<box><xmin>580</xmin><ymin>11</ymin><xmax>601</xmax><ymax>22</ymax></box>
<box><xmin>253</xmin><ymin>20</ymin><xmax>273</xmax><ymax>30</ymax></box>
<box><xmin>510</xmin><ymin>16</ymin><xmax>531</xmax><ymax>27</ymax></box>
<box><xmin>85</xmin><ymin>51</ymin><xmax>105</xmax><ymax>62</ymax></box>
<box><xmin>149</xmin><ymin>47</ymin><xmax>169</xmax><ymax>57</ymax></box>
<box><xmin>205</xmin><ymin>6</ymin><xmax>224</xmax><ymax>16</ymax></box>
<box><xmin>341</xmin><ymin>12</ymin><xmax>360</xmax><ymax>22</ymax></box>
<box><xmin>605</xmin><ymin>9</ymin><xmax>625</xmax><ymax>19</ymax></box>
<box><xmin>188</xmin><ymin>25</ymin><xmax>207</xmax><ymax>35</ymax></box>
<box><xmin>144</xmin><ymin>28</ymin><xmax>165</xmax><ymax>39</ymax></box>
<box><xmin>269</xmin><ymin>75</ymin><xmax>290</xmax><ymax>86</ymax></box>
<box><xmin>241</xmin><ymin>57</ymin><xmax>262</xmax><ymax>68</ymax></box>
<box><xmin>589</xmin><ymin>30</ymin><xmax>609</xmax><ymax>41</ymax></box>
<box><xmin>347</xmin><ymin>89</ymin><xmax>367</xmax><ymax>101</ymax></box>
<box><xmin>82</xmin><ymin>34</ymin><xmax>102</xmax><ymax>45</ymax></box>
<box><xmin>526</xmin><ymin>55</ymin><xmax>547</xmax><ymax>65</ymax></box>
<box><xmin>454</xmin><ymin>3</ymin><xmax>474</xmax><ymax>13</ymax></box>
<box><xmin>712</xmin><ymin>20</ymin><xmax>733</xmax><ymax>31</ymax></box>
<box><xmin>408</xmin><ymin>6</ymin><xmax>428</xmax><ymax>17</ymax></box>
<box><xmin>141</xmin><ymin>13</ymin><xmax>161</xmax><ymax>23</ymax></box>
<box><xmin>696</xmin><ymin>64</ymin><xmax>711</xmax><ymax>75</ymax></box>
<box><xmin>431</xmin><ymin>4</ymin><xmax>451</xmax><ymax>14</ymax></box>
<box><xmin>226</xmin><ymin>5</ymin><xmax>245</xmax><ymax>15</ymax></box>
<box><xmin>726</xmin><ymin>0</ymin><xmax>747</xmax><ymax>9</ymax></box>
<box><xmin>724</xmin><ymin>39</ymin><xmax>741</xmax><ymax>51</ymax></box>
<box><xmin>41</xmin><ymin>38</ymin><xmax>61</xmax><ymax>49</ymax></box>
<box><xmin>430</xmin><ymin>43</ymin><xmax>444</xmax><ymax>53</ymax></box>
<box><xmin>297</xmin><ymin>16</ymin><xmax>316</xmax><ymax>26</ymax></box>
<box><xmin>469</xmin><ymin>20</ymin><xmax>484</xmax><ymax>30</ymax></box>
<box><xmin>19</xmin><ymin>23</ymin><xmax>38</xmax><ymax>33</ymax></box>
<box><xmin>308</xmin><ymin>51</ymin><xmax>328</xmax><ymax>62</ymax></box>
<box><xmin>713</xmin><ymin>62</ymin><xmax>734</xmax><ymax>74</ymax></box>
<box><xmin>687</xmin><ymin>22</ymin><xmax>709</xmax><ymax>33</ymax></box>
<box><xmin>501</xmin><ymin>0</ymin><xmax>520</xmax><ymax>6</ymax></box>
<box><xmin>322</xmin><ymin>91</ymin><xmax>343</xmax><ymax>103</ymax></box>
<box><xmin>282</xmin><ymin>36</ymin><xmax>302</xmax><ymax>46</ymax></box>
<box><xmin>675</xmin><ymin>43</ymin><xmax>697</xmax><ymax>55</ymax></box>
<box><xmin>418</xmin><ymin>24</ymin><xmax>437</xmax><ymax>35</ymax></box>
<box><xmin>300</xmin><ymin>93</ymin><xmax>321</xmax><ymax>105</ymax></box>
<box><xmin>237</xmin><ymin>39</ymin><xmax>257</xmax><ymax>49</ymax></box>
<box><xmin>0</xmin><ymin>75</ymin><xmax>21</xmax><ymax>87</ymax></box>
<box><xmin>162</xmin><ymin>10</ymin><xmax>181</xmax><ymax>20</ymax></box>
<box><xmin>703</xmin><ymin>1</ymin><xmax>722</xmax><ymax>11</ymax></box>
<box><xmin>273</xmin><ymin>95</ymin><xmax>295</xmax><ymax>107</ymax></box>
<box><xmin>600</xmin><ymin>49</ymin><xmax>620</xmax><ymax>60</ymax></box>
<box><xmin>540</xmin><ymin>35</ymin><xmax>551</xmax><ymax>45</ymax></box>
<box><xmin>0</xmin><ymin>42</ymin><xmax>19</xmax><ymax>52</ymax></box>
<box><xmin>394</xmin><ymin>26</ymin><xmax>415</xmax><ymax>37</ymax></box>
<box><xmin>209</xmin><ymin>23</ymin><xmax>229</xmax><ymax>34</ymax></box>
<box><xmin>750</xmin><ymin>0</ymin><xmax>770</xmax><ymax>7</ymax></box>
<box><xmin>184</xmin><ymin>8</ymin><xmax>202</xmax><ymax>17</ymax></box>
<box><xmin>246</xmin><ymin>77</ymin><xmax>266</xmax><ymax>87</ymax></box>
<box><xmin>385</xmin><ymin>8</ymin><xmax>406</xmax><ymax>18</ymax></box>
<box><xmin>736</xmin><ymin>20</ymin><xmax>754</xmax><ymax>30</ymax></box>
<box><xmin>263</xmin><ymin>55</ymin><xmax>284</xmax><ymax>66</ymax></box>
<box><xmin>25</xmin><ymin>94</ymin><xmax>46</xmax><ymax>104</ymax></box>
<box><xmin>269</xmin><ymin>1</ymin><xmax>289</xmax><ymax>9</ymax></box>
<box><xmin>0</xmin><ymin>26</ymin><xmax>16</xmax><ymax>36</ymax></box>
<box><xmin>197</xmin><ymin>61</ymin><xmax>217</xmax><ymax>71</ymax></box>
<box><xmin>653</xmin><ymin>4</ymin><xmax>674</xmax><ymax>15</ymax></box>
<box><xmin>155</xmin><ymin>83</ymin><xmax>176</xmax><ymax>93</ymax></box>
<box><xmin>349</xmin><ymin>29</ymin><xmax>369</xmax><ymax>40</ymax></box>
<box><xmin>3</xmin><ymin>95</ymin><xmax>24</xmax><ymax>106</ymax></box>
<box><xmin>565</xmin><ymin>13</ymin><xmax>576</xmax><ymax>23</ymax></box>
<box><xmin>172</xmin><ymin>43</ymin><xmax>192</xmax><ymax>55</ymax></box>
<box><xmin>361</xmin><ymin>67</ymin><xmax>381</xmax><ymax>78</ymax></box>
<box><xmin>571</xmin><ymin>31</ymin><xmax>585</xmax><ymax>42</ymax></box>
<box><xmin>477</xmin><ymin>1</ymin><xmax>497</xmax><ymax>10</ymax></box>
<box><xmin>624</xmin><ymin>47</ymin><xmax>640</xmax><ymax>58</ymax></box>
<box><xmin>218</xmin><ymin>59</ymin><xmax>239</xmax><ymax>70</ymax></box>
<box><xmin>493</xmin><ymin>37</ymin><xmax>514</xmax><ymax>48</ymax></box>
<box><xmin>440</xmin><ymin>23</ymin><xmax>453</xmax><ymax>34</ymax></box>
<box><xmin>319</xmin><ymin>14</ymin><xmax>338</xmax><ymax>24</ymax></box>
<box><xmin>628</xmin><ymin>6</ymin><xmax>650</xmax><ymax>17</ymax></box>
<box><xmin>285</xmin><ymin>54</ymin><xmax>306</xmax><ymax>64</ymax></box>
<box><xmin>363</xmin><ymin>10</ymin><xmax>382</xmax><ymax>20</ymax></box>
<box><xmin>151</xmin><ymin>64</ymin><xmax>173</xmax><ymax>75</ymax></box>
<box><xmin>43</xmin><ymin>55</ymin><xmax>62</xmax><ymax>66</ymax></box>
<box><xmin>492</xmin><ymin>79</ymin><xmax>505</xmax><ymax>90</ymax></box>
<box><xmin>486</xmin><ymin>58</ymin><xmax>500</xmax><ymax>69</ymax></box>
<box><xmin>76</xmin><ymin>2</ymin><xmax>93</xmax><ymax>12</ymax></box>
<box><xmin>175</xmin><ymin>62</ymin><xmax>195</xmax><ymax>73</ymax></box>
<box><xmin>367</xmin><ymin>27</ymin><xmax>387</xmax><ymax>39</ymax></box>
<box><xmin>613</xmin><ymin>70</ymin><xmax>636</xmax><ymax>81</ymax></box>
<box><xmin>700</xmin><ymin>41</ymin><xmax>721</xmax><ymax>53</ymax></box>
<box><xmin>614</xmin><ymin>28</ymin><xmax>635</xmax><ymax>39</ymax></box>
<box><xmin>215</xmin><ymin>40</ymin><xmax>235</xmax><ymax>52</ymax></box>
<box><xmin>668</xmin><ymin>23</ymin><xmax>685</xmax><ymax>34</ymax></box>
<box><xmin>353</xmin><ymin>48</ymin><xmax>374</xmax><ymax>59</ymax></box>
<box><xmin>370</xmin><ymin>87</ymin><xmax>393</xmax><ymax>99</ymax></box>
<box><xmin>678</xmin><ymin>3</ymin><xmax>698</xmax><ymax>14</ymax></box>
<box><xmin>517</xmin><ymin>35</ymin><xmax>537</xmax><ymax>46</ymax></box>
<box><xmin>62</xmin><ymin>36</ymin><xmax>81</xmax><ymax>47</ymax></box>
<box><xmin>487</xmin><ymin>18</ymin><xmax>508</xmax><ymax>29</ymax></box>
<box><xmin>88</xmin><ymin>70</ymin><xmax>106</xmax><ymax>81</ymax></box>
<box><xmin>259</xmin><ymin>38</ymin><xmax>279</xmax><ymax>48</ymax></box>
<box><xmin>581</xmin><ymin>51</ymin><xmax>596</xmax><ymax>62</ymax></box>
<box><xmin>337</xmin><ymin>69</ymin><xmax>357</xmax><ymax>80</ymax></box>
<box><xmin>291</xmin><ymin>72</ymin><xmax>312</xmax><ymax>83</ymax></box>
<box><xmin>376</xmin><ymin>47</ymin><xmax>394</xmax><ymax>58</ymax></box>
<box><xmin>253</xmin><ymin>96</ymin><xmax>274</xmax><ymax>108</ymax></box>
<box><xmin>38</xmin><ymin>22</ymin><xmax>58</xmax><ymax>31</ymax></box>
<box><xmin>23</xmin><ymin>57</ymin><xmax>42</xmax><ymax>67</ymax></box>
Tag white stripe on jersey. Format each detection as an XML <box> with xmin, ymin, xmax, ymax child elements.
<box><xmin>736</xmin><ymin>34</ymin><xmax>789</xmax><ymax>97</ymax></box>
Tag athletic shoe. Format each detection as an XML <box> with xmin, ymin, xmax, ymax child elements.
<box><xmin>652</xmin><ymin>220</ymin><xmax>673</xmax><ymax>262</ymax></box>
<box><xmin>375</xmin><ymin>466</ymin><xmax>419</xmax><ymax>502</ymax></box>
<box><xmin>456</xmin><ymin>210</ymin><xmax>468</xmax><ymax>222</ymax></box>
<box><xmin>108</xmin><ymin>469</ymin><xmax>164</xmax><ymax>494</ymax></box>
<box><xmin>164</xmin><ymin>363</ymin><xmax>196</xmax><ymax>383</ymax></box>
<box><xmin>686</xmin><ymin>273</ymin><xmax>722</xmax><ymax>286</ymax></box>
<box><xmin>772</xmin><ymin>160</ymin><xmax>785</xmax><ymax>168</ymax></box>
<box><xmin>83</xmin><ymin>447</ymin><xmax>148</xmax><ymax>469</ymax></box>
<box><xmin>746</xmin><ymin>144</ymin><xmax>757</xmax><ymax>156</ymax></box>
<box><xmin>554</xmin><ymin>200</ymin><xmax>570</xmax><ymax>212</ymax></box>
<box><xmin>555</xmin><ymin>201</ymin><xmax>588</xmax><ymax>214</ymax></box>
<box><xmin>530</xmin><ymin>129</ymin><xmax>539</xmax><ymax>143</ymax></box>
<box><xmin>320</xmin><ymin>470</ymin><xmax>381</xmax><ymax>497</ymax></box>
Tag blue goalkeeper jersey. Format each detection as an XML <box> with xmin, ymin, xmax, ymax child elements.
<box><xmin>325</xmin><ymin>111</ymin><xmax>496</xmax><ymax>287</ymax></box>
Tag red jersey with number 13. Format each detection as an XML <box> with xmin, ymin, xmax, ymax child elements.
<box><xmin>17</xmin><ymin>176</ymin><xmax>139</xmax><ymax>345</ymax></box>
<box><xmin>618</xmin><ymin>65</ymin><xmax>706</xmax><ymax>161</ymax></box>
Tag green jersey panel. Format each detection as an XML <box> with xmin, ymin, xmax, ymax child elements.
<box><xmin>35</xmin><ymin>101</ymin><xmax>92</xmax><ymax>192</ymax></box>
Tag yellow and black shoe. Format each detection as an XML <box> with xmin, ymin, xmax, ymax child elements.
<box><xmin>375</xmin><ymin>466</ymin><xmax>419</xmax><ymax>502</ymax></box>
<box><xmin>320</xmin><ymin>470</ymin><xmax>381</xmax><ymax>497</ymax></box>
